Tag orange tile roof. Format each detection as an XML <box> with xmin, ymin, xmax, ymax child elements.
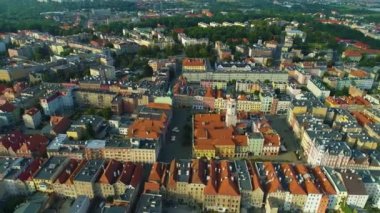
<box><xmin>263</xmin><ymin>134</ymin><xmax>280</xmax><ymax>146</ymax></box>
<box><xmin>350</xmin><ymin>69</ymin><xmax>368</xmax><ymax>78</ymax></box>
<box><xmin>146</xmin><ymin>102</ymin><xmax>172</xmax><ymax>110</ymax></box>
<box><xmin>167</xmin><ymin>159</ymin><xmax>177</xmax><ymax>189</ymax></box>
<box><xmin>233</xmin><ymin>135</ymin><xmax>248</xmax><ymax>146</ymax></box>
<box><xmin>344</xmin><ymin>50</ymin><xmax>363</xmax><ymax>57</ymax></box>
<box><xmin>326</xmin><ymin>96</ymin><xmax>370</xmax><ymax>107</ymax></box>
<box><xmin>144</xmin><ymin>181</ymin><xmax>160</xmax><ymax>193</ymax></box>
<box><xmin>128</xmin><ymin>119</ymin><xmax>165</xmax><ymax>140</ymax></box>
<box><xmin>294</xmin><ymin>164</ymin><xmax>320</xmax><ymax>194</ymax></box>
<box><xmin>182</xmin><ymin>58</ymin><xmax>206</xmax><ymax>67</ymax></box>
<box><xmin>352</xmin><ymin>111</ymin><xmax>373</xmax><ymax>126</ymax></box>
<box><xmin>204</xmin><ymin>160</ymin><xmax>218</xmax><ymax>195</ymax></box>
<box><xmin>312</xmin><ymin>166</ymin><xmax>336</xmax><ymax>195</ymax></box>
<box><xmin>218</xmin><ymin>160</ymin><xmax>239</xmax><ymax>196</ymax></box>
<box><xmin>280</xmin><ymin>163</ymin><xmax>306</xmax><ymax>195</ymax></box>
<box><xmin>247</xmin><ymin>161</ymin><xmax>262</xmax><ymax>191</ymax></box>
<box><xmin>263</xmin><ymin>162</ymin><xmax>282</xmax><ymax>193</ymax></box>
<box><xmin>148</xmin><ymin>162</ymin><xmax>165</xmax><ymax>182</ymax></box>
<box><xmin>191</xmin><ymin>159</ymin><xmax>207</xmax><ymax>184</ymax></box>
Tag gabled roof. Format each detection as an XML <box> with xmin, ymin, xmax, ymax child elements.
<box><xmin>148</xmin><ymin>162</ymin><xmax>164</xmax><ymax>182</ymax></box>
<box><xmin>218</xmin><ymin>160</ymin><xmax>239</xmax><ymax>196</ymax></box>
<box><xmin>98</xmin><ymin>160</ymin><xmax>123</xmax><ymax>185</ymax></box>
<box><xmin>0</xmin><ymin>131</ymin><xmax>25</xmax><ymax>152</ymax></box>
<box><xmin>50</xmin><ymin>116</ymin><xmax>71</xmax><ymax>134</ymax></box>
<box><xmin>18</xmin><ymin>158</ymin><xmax>43</xmax><ymax>181</ymax></box>
<box><xmin>204</xmin><ymin>160</ymin><xmax>218</xmax><ymax>195</ymax></box>
<box><xmin>191</xmin><ymin>159</ymin><xmax>207</xmax><ymax>185</ymax></box>
<box><xmin>55</xmin><ymin>159</ymin><xmax>82</xmax><ymax>184</ymax></box>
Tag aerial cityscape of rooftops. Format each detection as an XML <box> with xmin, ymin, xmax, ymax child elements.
<box><xmin>1</xmin><ymin>0</ymin><xmax>380</xmax><ymax>212</ymax></box>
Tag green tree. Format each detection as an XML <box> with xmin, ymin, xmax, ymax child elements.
<box><xmin>98</xmin><ymin>108</ymin><xmax>112</xmax><ymax>120</ymax></box>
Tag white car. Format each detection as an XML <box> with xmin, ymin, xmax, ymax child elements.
<box><xmin>171</xmin><ymin>136</ymin><xmax>176</xmax><ymax>141</ymax></box>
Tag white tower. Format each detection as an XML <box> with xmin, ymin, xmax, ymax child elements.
<box><xmin>225</xmin><ymin>99</ymin><xmax>237</xmax><ymax>127</ymax></box>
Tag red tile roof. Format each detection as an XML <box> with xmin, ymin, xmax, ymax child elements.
<box><xmin>18</xmin><ymin>158</ymin><xmax>44</xmax><ymax>181</ymax></box>
<box><xmin>263</xmin><ymin>162</ymin><xmax>282</xmax><ymax>193</ymax></box>
<box><xmin>247</xmin><ymin>161</ymin><xmax>262</xmax><ymax>191</ymax></box>
<box><xmin>218</xmin><ymin>160</ymin><xmax>239</xmax><ymax>196</ymax></box>
<box><xmin>0</xmin><ymin>131</ymin><xmax>25</xmax><ymax>152</ymax></box>
<box><xmin>294</xmin><ymin>164</ymin><xmax>320</xmax><ymax>194</ymax></box>
<box><xmin>55</xmin><ymin>159</ymin><xmax>81</xmax><ymax>184</ymax></box>
<box><xmin>312</xmin><ymin>167</ymin><xmax>336</xmax><ymax>195</ymax></box>
<box><xmin>128</xmin><ymin>119</ymin><xmax>165</xmax><ymax>140</ymax></box>
<box><xmin>204</xmin><ymin>160</ymin><xmax>218</xmax><ymax>195</ymax></box>
<box><xmin>99</xmin><ymin>159</ymin><xmax>123</xmax><ymax>184</ymax></box>
<box><xmin>25</xmin><ymin>134</ymin><xmax>49</xmax><ymax>155</ymax></box>
<box><xmin>117</xmin><ymin>162</ymin><xmax>143</xmax><ymax>188</ymax></box>
<box><xmin>50</xmin><ymin>116</ymin><xmax>71</xmax><ymax>134</ymax></box>
<box><xmin>352</xmin><ymin>111</ymin><xmax>373</xmax><ymax>126</ymax></box>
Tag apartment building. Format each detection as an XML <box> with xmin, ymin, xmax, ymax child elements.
<box><xmin>22</xmin><ymin>107</ymin><xmax>42</xmax><ymax>129</ymax></box>
<box><xmin>40</xmin><ymin>89</ymin><xmax>74</xmax><ymax>116</ymax></box>
<box><xmin>52</xmin><ymin>159</ymin><xmax>85</xmax><ymax>198</ymax></box>
<box><xmin>307</xmin><ymin>77</ymin><xmax>330</xmax><ymax>99</ymax></box>
<box><xmin>312</xmin><ymin>167</ymin><xmax>339</xmax><ymax>211</ymax></box>
<box><xmin>235</xmin><ymin>160</ymin><xmax>264</xmax><ymax>209</ymax></box>
<box><xmin>294</xmin><ymin>165</ymin><xmax>323</xmax><ymax>212</ymax></box>
<box><xmin>166</xmin><ymin>159</ymin><xmax>207</xmax><ymax>206</ymax></box>
<box><xmin>73</xmin><ymin>159</ymin><xmax>105</xmax><ymax>198</ymax></box>
<box><xmin>33</xmin><ymin>157</ymin><xmax>69</xmax><ymax>193</ymax></box>
<box><xmin>340</xmin><ymin>170</ymin><xmax>369</xmax><ymax>209</ymax></box>
<box><xmin>16</xmin><ymin>158</ymin><xmax>45</xmax><ymax>195</ymax></box>
<box><xmin>97</xmin><ymin>160</ymin><xmax>123</xmax><ymax>198</ymax></box>
<box><xmin>204</xmin><ymin>160</ymin><xmax>241</xmax><ymax>213</ymax></box>
<box><xmin>182</xmin><ymin>58</ymin><xmax>207</xmax><ymax>72</ymax></box>
<box><xmin>0</xmin><ymin>157</ymin><xmax>34</xmax><ymax>195</ymax></box>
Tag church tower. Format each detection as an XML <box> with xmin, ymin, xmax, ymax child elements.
<box><xmin>225</xmin><ymin>99</ymin><xmax>237</xmax><ymax>127</ymax></box>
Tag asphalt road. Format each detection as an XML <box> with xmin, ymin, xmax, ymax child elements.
<box><xmin>158</xmin><ymin>108</ymin><xmax>193</xmax><ymax>163</ymax></box>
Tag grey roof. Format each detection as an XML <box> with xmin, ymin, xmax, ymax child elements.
<box><xmin>74</xmin><ymin>159</ymin><xmax>105</xmax><ymax>182</ymax></box>
<box><xmin>85</xmin><ymin>140</ymin><xmax>106</xmax><ymax>149</ymax></box>
<box><xmin>136</xmin><ymin>193</ymin><xmax>162</xmax><ymax>213</ymax></box>
<box><xmin>233</xmin><ymin>160</ymin><xmax>253</xmax><ymax>191</ymax></box>
<box><xmin>292</xmin><ymin>92</ymin><xmax>325</xmax><ymax>108</ymax></box>
<box><xmin>70</xmin><ymin>196</ymin><xmax>90</xmax><ymax>213</ymax></box>
<box><xmin>33</xmin><ymin>157</ymin><xmax>67</xmax><ymax>180</ymax></box>
<box><xmin>176</xmin><ymin>159</ymin><xmax>191</xmax><ymax>183</ymax></box>
<box><xmin>0</xmin><ymin>157</ymin><xmax>31</xmax><ymax>180</ymax></box>
<box><xmin>323</xmin><ymin>167</ymin><xmax>347</xmax><ymax>193</ymax></box>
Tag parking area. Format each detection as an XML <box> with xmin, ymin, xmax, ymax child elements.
<box><xmin>158</xmin><ymin>108</ymin><xmax>193</xmax><ymax>163</ymax></box>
